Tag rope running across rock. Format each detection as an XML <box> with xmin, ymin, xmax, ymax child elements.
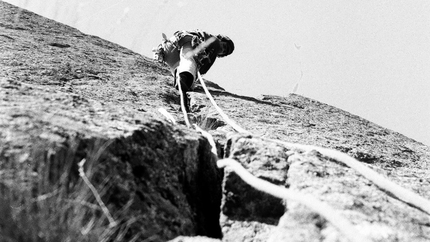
<box><xmin>167</xmin><ymin>40</ymin><xmax>430</xmax><ymax>241</ymax></box>
<box><xmin>195</xmin><ymin>69</ymin><xmax>430</xmax><ymax>217</ymax></box>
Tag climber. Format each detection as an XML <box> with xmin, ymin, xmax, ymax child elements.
<box><xmin>153</xmin><ymin>29</ymin><xmax>235</xmax><ymax>112</ymax></box>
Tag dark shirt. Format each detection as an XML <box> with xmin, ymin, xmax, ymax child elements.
<box><xmin>199</xmin><ymin>36</ymin><xmax>221</xmax><ymax>74</ymax></box>
<box><xmin>176</xmin><ymin>30</ymin><xmax>222</xmax><ymax>75</ymax></box>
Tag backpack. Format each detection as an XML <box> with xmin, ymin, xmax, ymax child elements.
<box><xmin>152</xmin><ymin>33</ymin><xmax>177</xmax><ymax>63</ymax></box>
<box><xmin>152</xmin><ymin>30</ymin><xmax>215</xmax><ymax>65</ymax></box>
<box><xmin>174</xmin><ymin>29</ymin><xmax>208</xmax><ymax>48</ymax></box>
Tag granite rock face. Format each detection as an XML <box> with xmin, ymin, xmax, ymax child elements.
<box><xmin>1</xmin><ymin>2</ymin><xmax>222</xmax><ymax>241</ymax></box>
<box><xmin>1</xmin><ymin>1</ymin><xmax>430</xmax><ymax>242</ymax></box>
<box><xmin>218</xmin><ymin>95</ymin><xmax>430</xmax><ymax>241</ymax></box>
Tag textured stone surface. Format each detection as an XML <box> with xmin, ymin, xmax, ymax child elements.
<box><xmin>0</xmin><ymin>2</ymin><xmax>222</xmax><ymax>241</ymax></box>
<box><xmin>218</xmin><ymin>97</ymin><xmax>430</xmax><ymax>241</ymax></box>
<box><xmin>1</xmin><ymin>1</ymin><xmax>430</xmax><ymax>241</ymax></box>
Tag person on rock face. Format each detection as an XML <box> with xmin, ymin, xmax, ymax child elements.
<box><xmin>153</xmin><ymin>29</ymin><xmax>235</xmax><ymax>112</ymax></box>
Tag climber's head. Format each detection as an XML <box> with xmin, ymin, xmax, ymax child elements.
<box><xmin>217</xmin><ymin>34</ymin><xmax>234</xmax><ymax>57</ymax></box>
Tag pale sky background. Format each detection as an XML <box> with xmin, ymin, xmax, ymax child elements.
<box><xmin>4</xmin><ymin>0</ymin><xmax>430</xmax><ymax>146</ymax></box>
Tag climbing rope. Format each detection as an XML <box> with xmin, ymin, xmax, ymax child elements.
<box><xmin>197</xmin><ymin>72</ymin><xmax>251</xmax><ymax>135</ymax></box>
<box><xmin>158</xmin><ymin>107</ymin><xmax>176</xmax><ymax>124</ymax></box>
<box><xmin>267</xmin><ymin>139</ymin><xmax>430</xmax><ymax>216</ymax></box>
<box><xmin>217</xmin><ymin>158</ymin><xmax>369</xmax><ymax>242</ymax></box>
<box><xmin>162</xmin><ymin>39</ymin><xmax>430</xmax><ymax>241</ymax></box>
<box><xmin>194</xmin><ymin>72</ymin><xmax>367</xmax><ymax>241</ymax></box>
<box><xmin>195</xmin><ymin>71</ymin><xmax>430</xmax><ymax>216</ymax></box>
<box><xmin>193</xmin><ymin>123</ymin><xmax>367</xmax><ymax>240</ymax></box>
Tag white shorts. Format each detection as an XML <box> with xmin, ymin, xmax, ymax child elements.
<box><xmin>176</xmin><ymin>45</ymin><xmax>198</xmax><ymax>89</ymax></box>
<box><xmin>162</xmin><ymin>38</ymin><xmax>198</xmax><ymax>90</ymax></box>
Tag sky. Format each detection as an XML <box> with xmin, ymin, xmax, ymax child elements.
<box><xmin>4</xmin><ymin>0</ymin><xmax>430</xmax><ymax>146</ymax></box>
